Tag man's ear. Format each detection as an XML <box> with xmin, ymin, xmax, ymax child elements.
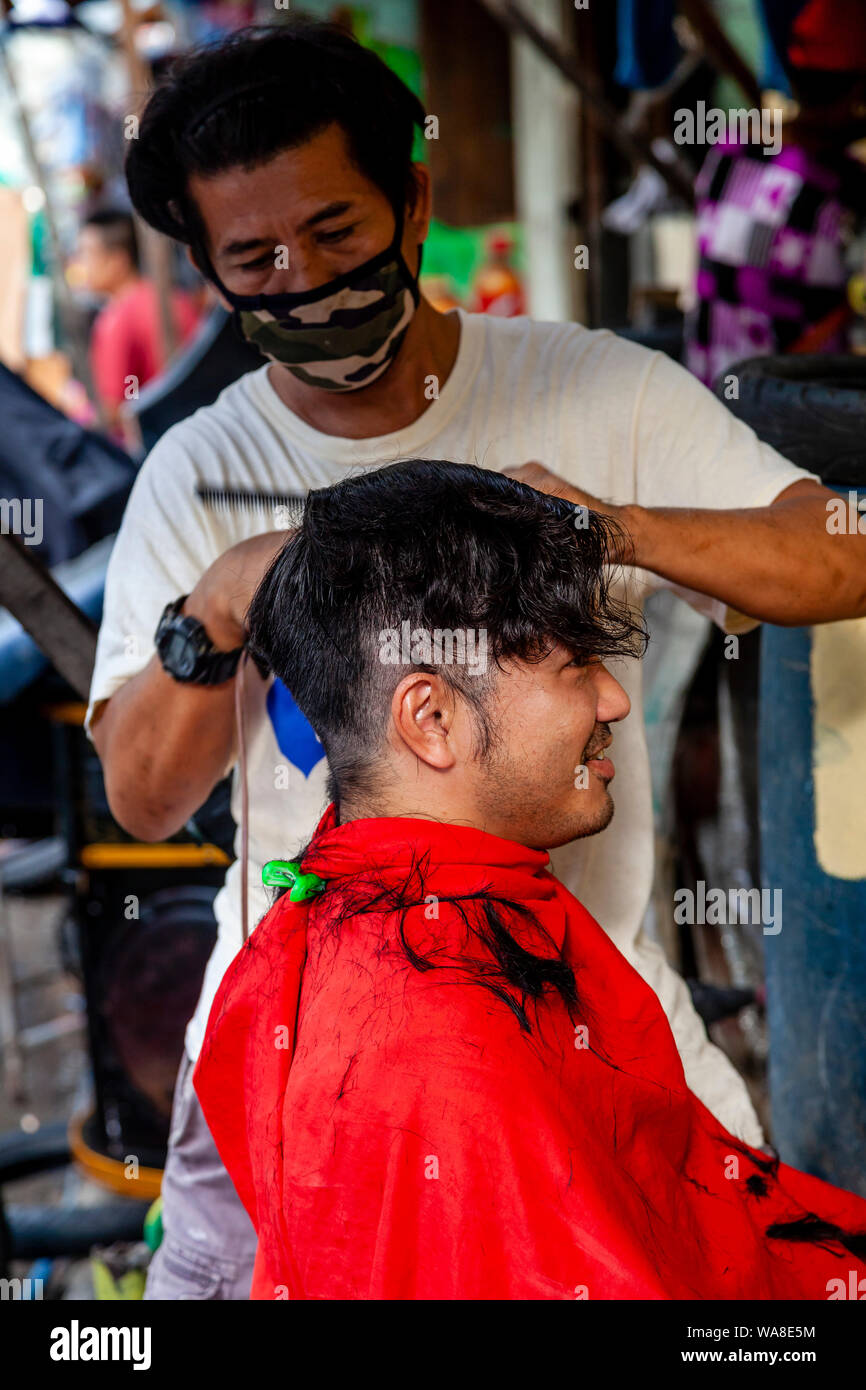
<box><xmin>390</xmin><ymin>671</ymin><xmax>456</xmax><ymax>770</ymax></box>
<box><xmin>406</xmin><ymin>163</ymin><xmax>432</xmax><ymax>251</ymax></box>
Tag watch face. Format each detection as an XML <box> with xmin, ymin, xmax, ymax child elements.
<box><xmin>165</xmin><ymin>631</ymin><xmax>197</xmax><ymax>679</ymax></box>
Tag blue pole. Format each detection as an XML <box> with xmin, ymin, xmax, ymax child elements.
<box><xmin>760</xmin><ymin>616</ymin><xmax>866</xmax><ymax>1195</ymax></box>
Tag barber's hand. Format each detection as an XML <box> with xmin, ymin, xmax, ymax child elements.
<box><xmin>183</xmin><ymin>531</ymin><xmax>291</xmax><ymax>652</ymax></box>
<box><xmin>503</xmin><ymin>461</ymin><xmax>574</xmax><ymax>500</ymax></box>
<box><xmin>503</xmin><ymin>462</ymin><xmax>635</xmax><ymax>564</ymax></box>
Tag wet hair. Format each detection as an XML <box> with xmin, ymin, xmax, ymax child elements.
<box><xmin>83</xmin><ymin>209</ymin><xmax>139</xmax><ymax>269</ymax></box>
<box><xmin>246</xmin><ymin>457</ymin><xmax>648</xmax><ymax>809</ymax></box>
<box><xmin>124</xmin><ymin>19</ymin><xmax>426</xmax><ymax>258</ymax></box>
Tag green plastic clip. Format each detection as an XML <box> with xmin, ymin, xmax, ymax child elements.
<box><xmin>262</xmin><ymin>859</ymin><xmax>326</xmax><ymax>902</ymax></box>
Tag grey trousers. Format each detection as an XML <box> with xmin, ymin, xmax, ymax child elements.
<box><xmin>144</xmin><ymin>1050</ymin><xmax>257</xmax><ymax>1300</ymax></box>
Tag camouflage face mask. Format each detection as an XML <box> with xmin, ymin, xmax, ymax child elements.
<box><xmin>201</xmin><ymin>210</ymin><xmax>422</xmax><ymax>393</ymax></box>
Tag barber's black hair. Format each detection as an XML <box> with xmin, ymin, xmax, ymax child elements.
<box><xmin>83</xmin><ymin>208</ymin><xmax>139</xmax><ymax>269</ymax></box>
<box><xmin>125</xmin><ymin>19</ymin><xmax>426</xmax><ymax>256</ymax></box>
<box><xmin>246</xmin><ymin>458</ymin><xmax>648</xmax><ymax>809</ymax></box>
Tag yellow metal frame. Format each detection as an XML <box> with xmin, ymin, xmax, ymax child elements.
<box><xmin>79</xmin><ymin>842</ymin><xmax>231</xmax><ymax>869</ymax></box>
<box><xmin>43</xmin><ymin>701</ymin><xmax>88</xmax><ymax>725</ymax></box>
<box><xmin>69</xmin><ymin>1110</ymin><xmax>163</xmax><ymax>1202</ymax></box>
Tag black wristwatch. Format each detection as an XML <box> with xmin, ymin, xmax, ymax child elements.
<box><xmin>155</xmin><ymin>595</ymin><xmax>244</xmax><ymax>685</ymax></box>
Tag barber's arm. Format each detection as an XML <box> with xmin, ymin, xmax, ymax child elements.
<box><xmin>92</xmin><ymin>530</ymin><xmax>285</xmax><ymax>842</ymax></box>
<box><xmin>506</xmin><ymin>465</ymin><xmax>866</xmax><ymax>627</ymax></box>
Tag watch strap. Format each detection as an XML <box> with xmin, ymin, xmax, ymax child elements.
<box><xmin>199</xmin><ymin>644</ymin><xmax>244</xmax><ymax>685</ymax></box>
<box><xmin>156</xmin><ymin>595</ymin><xmax>245</xmax><ymax>686</ymax></box>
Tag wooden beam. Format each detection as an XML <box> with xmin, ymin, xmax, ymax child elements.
<box><xmin>420</xmin><ymin>0</ymin><xmax>515</xmax><ymax>226</ymax></box>
<box><xmin>477</xmin><ymin>0</ymin><xmax>695</xmax><ymax>206</ymax></box>
<box><xmin>0</xmin><ymin>534</ymin><xmax>97</xmax><ymax>699</ymax></box>
<box><xmin>678</xmin><ymin>0</ymin><xmax>762</xmax><ymax>108</ymax></box>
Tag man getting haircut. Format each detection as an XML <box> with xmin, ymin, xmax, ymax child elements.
<box><xmin>194</xmin><ymin>460</ymin><xmax>866</xmax><ymax>1301</ymax></box>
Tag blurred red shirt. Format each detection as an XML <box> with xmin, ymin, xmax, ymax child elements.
<box><xmin>89</xmin><ymin>279</ymin><xmax>201</xmax><ymax>412</ymax></box>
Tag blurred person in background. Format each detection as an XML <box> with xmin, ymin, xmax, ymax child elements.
<box><xmin>73</xmin><ymin>209</ymin><xmax>201</xmax><ymax>444</ymax></box>
<box><xmin>686</xmin><ymin>0</ymin><xmax>866</xmax><ymax>386</ymax></box>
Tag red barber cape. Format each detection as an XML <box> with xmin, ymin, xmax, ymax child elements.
<box><xmin>194</xmin><ymin>808</ymin><xmax>866</xmax><ymax>1300</ymax></box>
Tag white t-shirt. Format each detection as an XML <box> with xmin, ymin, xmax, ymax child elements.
<box><xmin>86</xmin><ymin>308</ymin><xmax>816</xmax><ymax>1147</ymax></box>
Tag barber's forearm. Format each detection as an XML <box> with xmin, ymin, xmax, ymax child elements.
<box><xmin>504</xmin><ymin>465</ymin><xmax>866</xmax><ymax>627</ymax></box>
<box><xmin>92</xmin><ymin>656</ymin><xmax>238</xmax><ymax>841</ymax></box>
<box><xmin>92</xmin><ymin>582</ymin><xmax>245</xmax><ymax>841</ymax></box>
<box><xmin>620</xmin><ymin>495</ymin><xmax>866</xmax><ymax>626</ymax></box>
<box><xmin>92</xmin><ymin>530</ymin><xmax>287</xmax><ymax>841</ymax></box>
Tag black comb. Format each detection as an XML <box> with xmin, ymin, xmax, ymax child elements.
<box><xmin>195</xmin><ymin>485</ymin><xmax>305</xmax><ymax>522</ymax></box>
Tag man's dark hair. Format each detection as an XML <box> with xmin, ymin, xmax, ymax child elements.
<box><xmin>83</xmin><ymin>209</ymin><xmax>139</xmax><ymax>269</ymax></box>
<box><xmin>247</xmin><ymin>458</ymin><xmax>648</xmax><ymax>809</ymax></box>
<box><xmin>125</xmin><ymin>19</ymin><xmax>426</xmax><ymax>254</ymax></box>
